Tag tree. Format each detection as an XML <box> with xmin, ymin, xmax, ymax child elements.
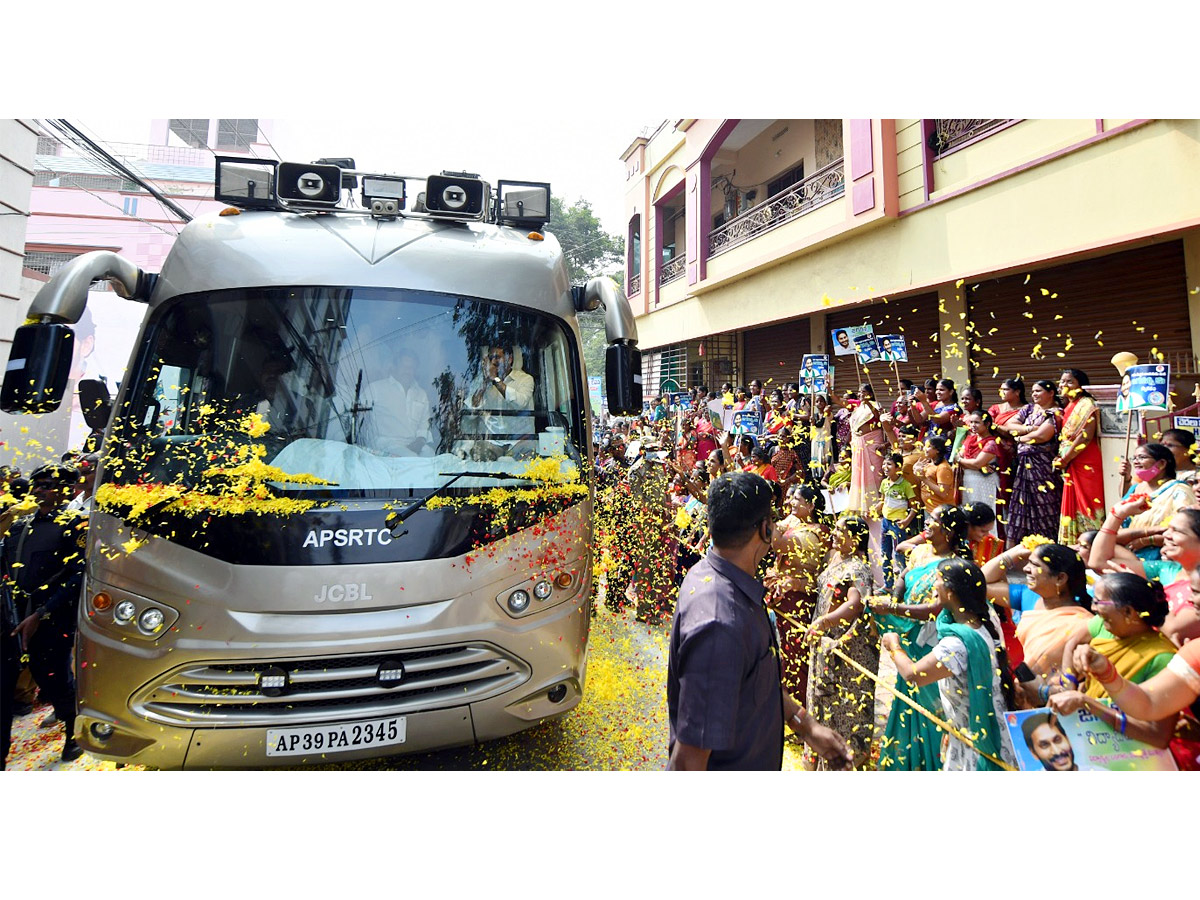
<box><xmin>547</xmin><ymin>197</ymin><xmax>625</xmax><ymax>394</ymax></box>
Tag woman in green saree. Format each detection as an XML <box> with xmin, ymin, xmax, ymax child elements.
<box><xmin>869</xmin><ymin>504</ymin><xmax>972</xmax><ymax>770</ymax></box>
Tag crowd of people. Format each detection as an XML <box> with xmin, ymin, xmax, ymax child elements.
<box><xmin>612</xmin><ymin>371</ymin><xmax>1200</xmax><ymax>770</ymax></box>
<box><xmin>1</xmin><ymin>452</ymin><xmax>98</xmax><ymax>769</ymax></box>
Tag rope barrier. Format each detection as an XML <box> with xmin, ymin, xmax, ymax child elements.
<box><xmin>773</xmin><ymin>606</ymin><xmax>1017</xmax><ymax>771</ymax></box>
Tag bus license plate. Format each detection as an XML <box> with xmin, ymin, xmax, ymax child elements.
<box><xmin>266</xmin><ymin>716</ymin><xmax>407</xmax><ymax>757</ymax></box>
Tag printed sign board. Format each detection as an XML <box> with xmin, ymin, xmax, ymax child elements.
<box><xmin>800</xmin><ymin>354</ymin><xmax>831</xmax><ymax>394</ymax></box>
<box><xmin>876</xmin><ymin>334</ymin><xmax>909</xmax><ymax>363</ymax></box>
<box><xmin>731</xmin><ymin>411</ymin><xmax>761</xmax><ymax>435</ymax></box>
<box><xmin>831</xmin><ymin>324</ymin><xmax>875</xmax><ymax>357</ymax></box>
<box><xmin>1005</xmin><ymin>707</ymin><xmax>1177</xmax><ymax>772</ymax></box>
<box><xmin>1116</xmin><ymin>364</ymin><xmax>1170</xmax><ymax>413</ymax></box>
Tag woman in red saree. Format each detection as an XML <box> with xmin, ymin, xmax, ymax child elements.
<box><xmin>988</xmin><ymin>378</ymin><xmax>1025</xmax><ymax>539</ymax></box>
<box><xmin>1057</xmin><ymin>369</ymin><xmax>1105</xmax><ymax>545</ymax></box>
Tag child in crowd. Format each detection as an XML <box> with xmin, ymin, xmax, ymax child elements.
<box><xmin>875</xmin><ymin>452</ymin><xmax>919</xmax><ymax>591</ymax></box>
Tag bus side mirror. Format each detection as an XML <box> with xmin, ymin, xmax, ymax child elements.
<box><xmin>1</xmin><ymin>323</ymin><xmax>75</xmax><ymax>414</ymax></box>
<box><xmin>605</xmin><ymin>343</ymin><xmax>642</xmax><ymax>415</ymax></box>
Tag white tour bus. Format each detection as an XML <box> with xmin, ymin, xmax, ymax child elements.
<box><xmin>2</xmin><ymin>158</ymin><xmax>642</xmax><ymax>768</ymax></box>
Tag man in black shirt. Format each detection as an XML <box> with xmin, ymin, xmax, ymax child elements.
<box><xmin>3</xmin><ymin>464</ymin><xmax>87</xmax><ymax>765</ymax></box>
<box><xmin>667</xmin><ymin>472</ymin><xmax>852</xmax><ymax>770</ymax></box>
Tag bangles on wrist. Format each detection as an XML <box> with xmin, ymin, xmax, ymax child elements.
<box><xmin>1094</xmin><ymin>656</ymin><xmax>1120</xmax><ymax>684</ymax></box>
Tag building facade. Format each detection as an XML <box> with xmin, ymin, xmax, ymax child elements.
<box><xmin>622</xmin><ymin>119</ymin><xmax>1200</xmax><ymax>503</ymax></box>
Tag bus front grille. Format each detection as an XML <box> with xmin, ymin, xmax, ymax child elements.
<box><xmin>130</xmin><ymin>644</ymin><xmax>530</xmax><ymax>727</ymax></box>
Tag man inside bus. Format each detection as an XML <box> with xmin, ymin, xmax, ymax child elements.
<box><xmin>364</xmin><ymin>347</ymin><xmax>434</xmax><ymax>456</ymax></box>
<box><xmin>466</xmin><ymin>344</ymin><xmax>536</xmax><ymax>451</ymax></box>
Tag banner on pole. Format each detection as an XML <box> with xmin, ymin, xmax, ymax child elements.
<box><xmin>876</xmin><ymin>334</ymin><xmax>909</xmax><ymax>363</ymax></box>
<box><xmin>800</xmin><ymin>354</ymin><xmax>831</xmax><ymax>394</ymax></box>
<box><xmin>831</xmin><ymin>324</ymin><xmax>875</xmax><ymax>357</ymax></box>
<box><xmin>1116</xmin><ymin>363</ymin><xmax>1170</xmax><ymax>413</ymax></box>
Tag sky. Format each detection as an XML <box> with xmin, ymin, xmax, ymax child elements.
<box><xmin>68</xmin><ymin>116</ymin><xmax>653</xmax><ymax>235</ymax></box>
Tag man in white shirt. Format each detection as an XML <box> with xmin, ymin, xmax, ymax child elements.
<box><xmin>365</xmin><ymin>348</ymin><xmax>434</xmax><ymax>455</ymax></box>
<box><xmin>469</xmin><ymin>344</ymin><xmax>535</xmax><ymax>439</ymax></box>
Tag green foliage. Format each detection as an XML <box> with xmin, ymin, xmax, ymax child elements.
<box><xmin>548</xmin><ymin>197</ymin><xmax>625</xmax><ymax>394</ymax></box>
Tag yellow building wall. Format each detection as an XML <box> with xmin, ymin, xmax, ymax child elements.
<box><xmin>636</xmin><ymin>120</ymin><xmax>1200</xmax><ymax>351</ymax></box>
<box><xmin>931</xmin><ymin>119</ymin><xmax>1095</xmax><ymax>199</ymax></box>
<box><xmin>895</xmin><ymin>119</ymin><xmax>925</xmax><ymax>212</ymax></box>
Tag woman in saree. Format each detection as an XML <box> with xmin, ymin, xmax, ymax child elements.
<box><xmin>869</xmin><ymin>505</ymin><xmax>973</xmax><ymax>770</ymax></box>
<box><xmin>804</xmin><ymin>515</ymin><xmax>880</xmax><ymax>769</ymax></box>
<box><xmin>1118</xmin><ymin>443</ymin><xmax>1194</xmax><ymax>560</ymax></box>
<box><xmin>808</xmin><ymin>393</ymin><xmax>833</xmax><ymax>480</ymax></box>
<box><xmin>1056</xmin><ymin>369</ymin><xmax>1105</xmax><ymax>546</ymax></box>
<box><xmin>984</xmin><ymin>542</ymin><xmax>1093</xmax><ymax>693</ymax></box>
<box><xmin>956</xmin><ymin>411</ymin><xmax>1004</xmax><ymax>524</ymax></box>
<box><xmin>845</xmin><ymin>383</ymin><xmax>889</xmax><ymax>516</ymax></box>
<box><xmin>1001</xmin><ymin>379</ymin><xmax>1063</xmax><ymax>547</ymax></box>
<box><xmin>988</xmin><ymin>377</ymin><xmax>1025</xmax><ymax>538</ymax></box>
<box><xmin>767</xmin><ymin>484</ymin><xmax>832</xmax><ymax>701</ymax></box>
<box><xmin>1047</xmin><ymin>572</ymin><xmax>1180</xmax><ymax>750</ymax></box>
<box><xmin>883</xmin><ymin>557</ymin><xmax>1018</xmax><ymax>770</ymax></box>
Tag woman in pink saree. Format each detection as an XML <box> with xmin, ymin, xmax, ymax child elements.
<box><xmin>847</xmin><ymin>383</ymin><xmax>889</xmax><ymax>515</ymax></box>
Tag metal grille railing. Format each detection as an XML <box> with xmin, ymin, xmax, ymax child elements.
<box><xmin>708</xmin><ymin>159</ymin><xmax>845</xmax><ymax>258</ymax></box>
<box><xmin>627</xmin><ymin>272</ymin><xmax>641</xmax><ymax>297</ymax></box>
<box><xmin>659</xmin><ymin>255</ymin><xmax>686</xmax><ymax>287</ymax></box>
<box><xmin>930</xmin><ymin>119</ymin><xmax>1011</xmax><ymax>156</ymax></box>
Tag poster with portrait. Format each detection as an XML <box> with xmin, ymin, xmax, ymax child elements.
<box><xmin>1005</xmin><ymin>708</ymin><xmax>1178</xmax><ymax>772</ymax></box>
<box><xmin>856</xmin><ymin>335</ymin><xmax>882</xmax><ymax>365</ymax></box>
<box><xmin>830</xmin><ymin>324</ymin><xmax>875</xmax><ymax>357</ymax></box>
<box><xmin>1116</xmin><ymin>363</ymin><xmax>1170</xmax><ymax>413</ymax></box>
<box><xmin>800</xmin><ymin>354</ymin><xmax>831</xmax><ymax>394</ymax></box>
<box><xmin>731</xmin><ymin>411</ymin><xmax>761</xmax><ymax>435</ymax></box>
<box><xmin>875</xmin><ymin>334</ymin><xmax>909</xmax><ymax>363</ymax></box>
<box><xmin>671</xmin><ymin>391</ymin><xmax>692</xmax><ymax>411</ymax></box>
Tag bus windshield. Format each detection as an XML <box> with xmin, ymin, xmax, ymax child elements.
<box><xmin>115</xmin><ymin>287</ymin><xmax>585</xmax><ymax>497</ymax></box>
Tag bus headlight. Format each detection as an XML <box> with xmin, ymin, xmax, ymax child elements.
<box><xmin>533</xmin><ymin>580</ymin><xmax>553</xmax><ymax>600</ymax></box>
<box><xmin>138</xmin><ymin>608</ymin><xmax>165</xmax><ymax>633</ymax></box>
<box><xmin>507</xmin><ymin>590</ymin><xmax>531</xmax><ymax>613</ymax></box>
<box><xmin>114</xmin><ymin>600</ymin><xmax>136</xmax><ymax>623</ymax></box>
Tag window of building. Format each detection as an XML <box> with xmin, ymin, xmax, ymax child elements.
<box><xmin>169</xmin><ymin>119</ymin><xmax>210</xmax><ymax>149</ymax></box>
<box><xmin>36</xmin><ymin>135</ymin><xmax>63</xmax><ymax>155</ymax></box>
<box><xmin>216</xmin><ymin>119</ymin><xmax>259</xmax><ymax>151</ymax></box>
<box><xmin>767</xmin><ymin>162</ymin><xmax>804</xmax><ymax>199</ymax></box>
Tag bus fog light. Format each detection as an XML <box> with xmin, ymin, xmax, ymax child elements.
<box><xmin>114</xmin><ymin>601</ymin><xmax>136</xmax><ymax>623</ymax></box>
<box><xmin>91</xmin><ymin>722</ymin><xmax>114</xmax><ymax>740</ymax></box>
<box><xmin>139</xmin><ymin>608</ymin><xmax>165</xmax><ymax>633</ymax></box>
<box><xmin>533</xmin><ymin>580</ymin><xmax>552</xmax><ymax>600</ymax></box>
<box><xmin>507</xmin><ymin>590</ymin><xmax>531</xmax><ymax>613</ymax></box>
<box><xmin>548</xmin><ymin>684</ymin><xmax>568</xmax><ymax>703</ymax></box>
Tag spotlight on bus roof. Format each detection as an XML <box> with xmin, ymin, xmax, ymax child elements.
<box><xmin>277</xmin><ymin>161</ymin><xmax>342</xmax><ymax>209</ymax></box>
<box><xmin>362</xmin><ymin>175</ymin><xmax>407</xmax><ymax>217</ymax></box>
<box><xmin>496</xmin><ymin>180</ymin><xmax>551</xmax><ymax>229</ymax></box>
<box><xmin>425</xmin><ymin>172</ymin><xmax>489</xmax><ymax>221</ymax></box>
<box><xmin>214</xmin><ymin>156</ymin><xmax>279</xmax><ymax>209</ymax></box>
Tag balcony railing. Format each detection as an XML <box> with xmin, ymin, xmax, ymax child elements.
<box><xmin>659</xmin><ymin>255</ymin><xmax>686</xmax><ymax>286</ymax></box>
<box><xmin>930</xmin><ymin>119</ymin><xmax>1012</xmax><ymax>157</ymax></box>
<box><xmin>708</xmin><ymin>159</ymin><xmax>845</xmax><ymax>259</ymax></box>
<box><xmin>627</xmin><ymin>272</ymin><xmax>641</xmax><ymax>297</ymax></box>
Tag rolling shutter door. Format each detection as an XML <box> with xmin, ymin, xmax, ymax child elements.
<box><xmin>825</xmin><ymin>292</ymin><xmax>942</xmax><ymax>396</ymax></box>
<box><xmin>966</xmin><ymin>241</ymin><xmax>1192</xmax><ymax>398</ymax></box>
<box><xmin>743</xmin><ymin>317</ymin><xmax>811</xmax><ymax>389</ymax></box>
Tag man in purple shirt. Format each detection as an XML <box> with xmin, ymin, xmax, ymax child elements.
<box><xmin>667</xmin><ymin>471</ymin><xmax>852</xmax><ymax>770</ymax></box>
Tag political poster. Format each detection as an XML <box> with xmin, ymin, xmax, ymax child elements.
<box><xmin>800</xmin><ymin>354</ymin><xmax>831</xmax><ymax>394</ymax></box>
<box><xmin>731</xmin><ymin>411</ymin><xmax>761</xmax><ymax>435</ymax></box>
<box><xmin>830</xmin><ymin>324</ymin><xmax>875</xmax><ymax>357</ymax></box>
<box><xmin>671</xmin><ymin>391</ymin><xmax>692</xmax><ymax>411</ymax></box>
<box><xmin>876</xmin><ymin>334</ymin><xmax>909</xmax><ymax>363</ymax></box>
<box><xmin>856</xmin><ymin>335</ymin><xmax>882</xmax><ymax>365</ymax></box>
<box><xmin>1116</xmin><ymin>363</ymin><xmax>1170</xmax><ymax>413</ymax></box>
<box><xmin>1173</xmin><ymin>415</ymin><xmax>1200</xmax><ymax>445</ymax></box>
<box><xmin>587</xmin><ymin>376</ymin><xmax>603</xmax><ymax>414</ymax></box>
<box><xmin>1005</xmin><ymin>707</ymin><xmax>1177</xmax><ymax>772</ymax></box>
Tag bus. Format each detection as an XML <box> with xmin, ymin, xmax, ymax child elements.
<box><xmin>2</xmin><ymin>159</ymin><xmax>642</xmax><ymax>768</ymax></box>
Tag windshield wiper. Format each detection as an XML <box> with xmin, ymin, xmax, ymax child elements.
<box><xmin>384</xmin><ymin>470</ymin><xmax>537</xmax><ymax>537</ymax></box>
